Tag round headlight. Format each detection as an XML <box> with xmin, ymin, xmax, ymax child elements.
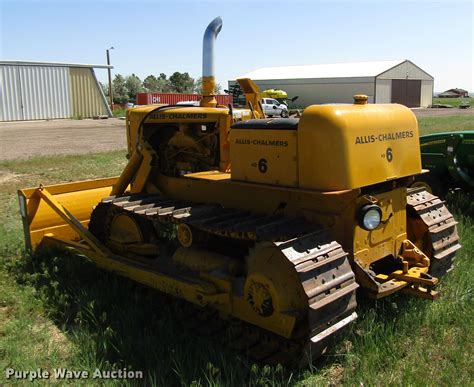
<box><xmin>358</xmin><ymin>204</ymin><xmax>382</xmax><ymax>230</ymax></box>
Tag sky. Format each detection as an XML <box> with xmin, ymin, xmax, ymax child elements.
<box><xmin>0</xmin><ymin>0</ymin><xmax>473</xmax><ymax>92</ymax></box>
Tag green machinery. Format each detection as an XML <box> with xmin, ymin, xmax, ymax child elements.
<box><xmin>412</xmin><ymin>131</ymin><xmax>474</xmax><ymax>196</ymax></box>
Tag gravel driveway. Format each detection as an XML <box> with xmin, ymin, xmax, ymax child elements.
<box><xmin>0</xmin><ymin>118</ymin><xmax>127</xmax><ymax>161</ymax></box>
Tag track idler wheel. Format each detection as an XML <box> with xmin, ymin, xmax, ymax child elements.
<box><xmin>177</xmin><ymin>224</ymin><xmax>193</xmax><ymax>247</ymax></box>
<box><xmin>89</xmin><ymin>203</ymin><xmax>159</xmax><ymax>257</ymax></box>
<box><xmin>176</xmin><ymin>223</ymin><xmax>209</xmax><ymax>248</ymax></box>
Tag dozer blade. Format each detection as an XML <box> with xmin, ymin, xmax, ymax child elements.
<box><xmin>18</xmin><ymin>177</ymin><xmax>118</xmax><ymax>251</ymax></box>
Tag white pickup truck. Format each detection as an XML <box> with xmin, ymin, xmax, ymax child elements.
<box><xmin>261</xmin><ymin>98</ymin><xmax>289</xmax><ymax>118</ymax></box>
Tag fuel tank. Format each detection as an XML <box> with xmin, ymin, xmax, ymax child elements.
<box><xmin>298</xmin><ymin>99</ymin><xmax>422</xmax><ymax>191</ymax></box>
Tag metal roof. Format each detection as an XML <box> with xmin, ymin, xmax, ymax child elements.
<box><xmin>238</xmin><ymin>60</ymin><xmax>406</xmax><ymax>80</ymax></box>
<box><xmin>438</xmin><ymin>91</ymin><xmax>461</xmax><ymax>97</ymax></box>
<box><xmin>0</xmin><ymin>60</ymin><xmax>112</xmax><ymax>69</ymax></box>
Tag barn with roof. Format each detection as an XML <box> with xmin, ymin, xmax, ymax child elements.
<box><xmin>232</xmin><ymin>59</ymin><xmax>434</xmax><ymax>108</ymax></box>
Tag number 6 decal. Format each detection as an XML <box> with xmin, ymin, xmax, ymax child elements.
<box><xmin>258</xmin><ymin>158</ymin><xmax>268</xmax><ymax>173</ymax></box>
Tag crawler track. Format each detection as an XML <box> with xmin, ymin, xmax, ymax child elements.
<box><xmin>89</xmin><ymin>193</ymin><xmax>358</xmax><ymax>365</ymax></box>
<box><xmin>407</xmin><ymin>188</ymin><xmax>461</xmax><ymax>277</ymax></box>
<box><xmin>176</xmin><ymin>233</ymin><xmax>358</xmax><ymax>365</ymax></box>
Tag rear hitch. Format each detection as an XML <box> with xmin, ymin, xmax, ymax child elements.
<box><xmin>359</xmin><ymin>239</ymin><xmax>440</xmax><ymax>300</ymax></box>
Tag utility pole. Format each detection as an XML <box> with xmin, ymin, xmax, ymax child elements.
<box><xmin>106</xmin><ymin>47</ymin><xmax>114</xmax><ymax>110</ymax></box>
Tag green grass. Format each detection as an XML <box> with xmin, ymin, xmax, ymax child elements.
<box><xmin>112</xmin><ymin>108</ymin><xmax>127</xmax><ymax>118</ymax></box>
<box><xmin>432</xmin><ymin>97</ymin><xmax>473</xmax><ymax>108</ymax></box>
<box><xmin>1</xmin><ymin>118</ymin><xmax>473</xmax><ymax>385</ymax></box>
<box><xmin>418</xmin><ymin>115</ymin><xmax>474</xmax><ymax>135</ymax></box>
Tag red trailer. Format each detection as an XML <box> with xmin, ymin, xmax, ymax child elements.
<box><xmin>136</xmin><ymin>93</ymin><xmax>232</xmax><ymax>106</ymax></box>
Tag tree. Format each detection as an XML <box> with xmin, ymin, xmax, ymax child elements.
<box><xmin>112</xmin><ymin>74</ymin><xmax>129</xmax><ymax>104</ymax></box>
<box><xmin>169</xmin><ymin>71</ymin><xmax>195</xmax><ymax>93</ymax></box>
<box><xmin>143</xmin><ymin>75</ymin><xmax>159</xmax><ymax>92</ymax></box>
<box><xmin>157</xmin><ymin>73</ymin><xmax>172</xmax><ymax>92</ymax></box>
<box><xmin>125</xmin><ymin>74</ymin><xmax>144</xmax><ymax>102</ymax></box>
<box><xmin>143</xmin><ymin>74</ymin><xmax>172</xmax><ymax>93</ymax></box>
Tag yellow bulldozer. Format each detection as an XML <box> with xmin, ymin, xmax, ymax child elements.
<box><xmin>18</xmin><ymin>17</ymin><xmax>461</xmax><ymax>365</ymax></box>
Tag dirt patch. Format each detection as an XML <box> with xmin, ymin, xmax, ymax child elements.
<box><xmin>412</xmin><ymin>108</ymin><xmax>474</xmax><ymax>118</ymax></box>
<box><xmin>325</xmin><ymin>363</ymin><xmax>345</xmax><ymax>386</ymax></box>
<box><xmin>47</xmin><ymin>322</ymin><xmax>71</xmax><ymax>358</ymax></box>
<box><xmin>0</xmin><ymin>118</ymin><xmax>127</xmax><ymax>161</ymax></box>
<box><xmin>31</xmin><ymin>320</ymin><xmax>72</xmax><ymax>359</ymax></box>
<box><xmin>0</xmin><ymin>305</ymin><xmax>12</xmax><ymax>323</ymax></box>
<box><xmin>0</xmin><ymin>172</ymin><xmax>20</xmax><ymax>184</ymax></box>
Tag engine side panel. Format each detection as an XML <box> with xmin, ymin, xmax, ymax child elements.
<box><xmin>230</xmin><ymin>128</ymin><xmax>298</xmax><ymax>187</ymax></box>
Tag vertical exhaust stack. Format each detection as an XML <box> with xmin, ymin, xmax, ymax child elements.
<box><xmin>201</xmin><ymin>17</ymin><xmax>223</xmax><ymax>107</ymax></box>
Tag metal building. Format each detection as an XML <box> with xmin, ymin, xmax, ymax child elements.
<box><xmin>233</xmin><ymin>60</ymin><xmax>434</xmax><ymax>108</ymax></box>
<box><xmin>0</xmin><ymin>61</ymin><xmax>112</xmax><ymax>121</ymax></box>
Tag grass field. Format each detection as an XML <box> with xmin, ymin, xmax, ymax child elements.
<box><xmin>432</xmin><ymin>97</ymin><xmax>473</xmax><ymax>108</ymax></box>
<box><xmin>1</xmin><ymin>119</ymin><xmax>473</xmax><ymax>385</ymax></box>
<box><xmin>418</xmin><ymin>115</ymin><xmax>473</xmax><ymax>135</ymax></box>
